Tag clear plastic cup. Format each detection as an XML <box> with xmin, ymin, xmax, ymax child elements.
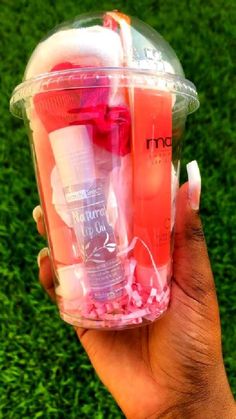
<box><xmin>10</xmin><ymin>11</ymin><xmax>199</xmax><ymax>329</ymax></box>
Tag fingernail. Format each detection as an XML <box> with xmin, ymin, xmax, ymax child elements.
<box><xmin>32</xmin><ymin>205</ymin><xmax>42</xmax><ymax>223</ymax></box>
<box><xmin>37</xmin><ymin>247</ymin><xmax>49</xmax><ymax>267</ymax></box>
<box><xmin>186</xmin><ymin>160</ymin><xmax>201</xmax><ymax>211</ymax></box>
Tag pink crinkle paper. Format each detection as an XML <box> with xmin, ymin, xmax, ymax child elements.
<box><xmin>57</xmin><ymin>256</ymin><xmax>171</xmax><ymax>329</ymax></box>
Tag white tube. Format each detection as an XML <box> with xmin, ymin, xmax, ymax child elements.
<box><xmin>49</xmin><ymin>125</ymin><xmax>125</xmax><ymax>302</ymax></box>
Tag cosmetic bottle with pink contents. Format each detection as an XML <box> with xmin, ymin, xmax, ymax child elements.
<box><xmin>10</xmin><ymin>11</ymin><xmax>199</xmax><ymax>329</ymax></box>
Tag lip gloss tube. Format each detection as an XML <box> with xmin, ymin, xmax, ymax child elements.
<box><xmin>29</xmin><ymin>115</ymin><xmax>80</xmax><ymax>268</ymax></box>
<box><xmin>49</xmin><ymin>125</ymin><xmax>125</xmax><ymax>301</ymax></box>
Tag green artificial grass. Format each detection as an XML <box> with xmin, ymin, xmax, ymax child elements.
<box><xmin>0</xmin><ymin>0</ymin><xmax>236</xmax><ymax>417</ymax></box>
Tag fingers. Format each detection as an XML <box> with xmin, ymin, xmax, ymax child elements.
<box><xmin>38</xmin><ymin>247</ymin><xmax>56</xmax><ymax>301</ymax></box>
<box><xmin>32</xmin><ymin>205</ymin><xmax>46</xmax><ymax>236</ymax></box>
<box><xmin>186</xmin><ymin>160</ymin><xmax>201</xmax><ymax>212</ymax></box>
<box><xmin>173</xmin><ymin>162</ymin><xmax>216</xmax><ymax>305</ymax></box>
<box><xmin>33</xmin><ymin>206</ymin><xmax>55</xmax><ymax>301</ymax></box>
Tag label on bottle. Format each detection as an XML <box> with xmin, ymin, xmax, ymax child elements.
<box><xmin>132</xmin><ymin>89</ymin><xmax>172</xmax><ymax>267</ymax></box>
<box><xmin>64</xmin><ymin>180</ymin><xmax>124</xmax><ymax>301</ymax></box>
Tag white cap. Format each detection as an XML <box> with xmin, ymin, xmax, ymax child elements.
<box><xmin>49</xmin><ymin>125</ymin><xmax>96</xmax><ymax>188</ymax></box>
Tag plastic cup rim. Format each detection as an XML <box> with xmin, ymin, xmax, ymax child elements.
<box><xmin>10</xmin><ymin>66</ymin><xmax>199</xmax><ymax>118</ymax></box>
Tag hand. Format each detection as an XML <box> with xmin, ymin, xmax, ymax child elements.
<box><xmin>34</xmin><ymin>181</ymin><xmax>235</xmax><ymax>419</ymax></box>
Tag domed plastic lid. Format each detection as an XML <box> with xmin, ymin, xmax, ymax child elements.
<box><xmin>10</xmin><ymin>11</ymin><xmax>199</xmax><ymax>118</ymax></box>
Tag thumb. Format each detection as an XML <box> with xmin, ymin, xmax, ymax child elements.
<box><xmin>171</xmin><ymin>162</ymin><xmax>223</xmax><ymax>368</ymax></box>
<box><xmin>171</xmin><ymin>163</ymin><xmax>236</xmax><ymax>412</ymax></box>
<box><xmin>173</xmin><ymin>162</ymin><xmax>217</xmax><ymax>308</ymax></box>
